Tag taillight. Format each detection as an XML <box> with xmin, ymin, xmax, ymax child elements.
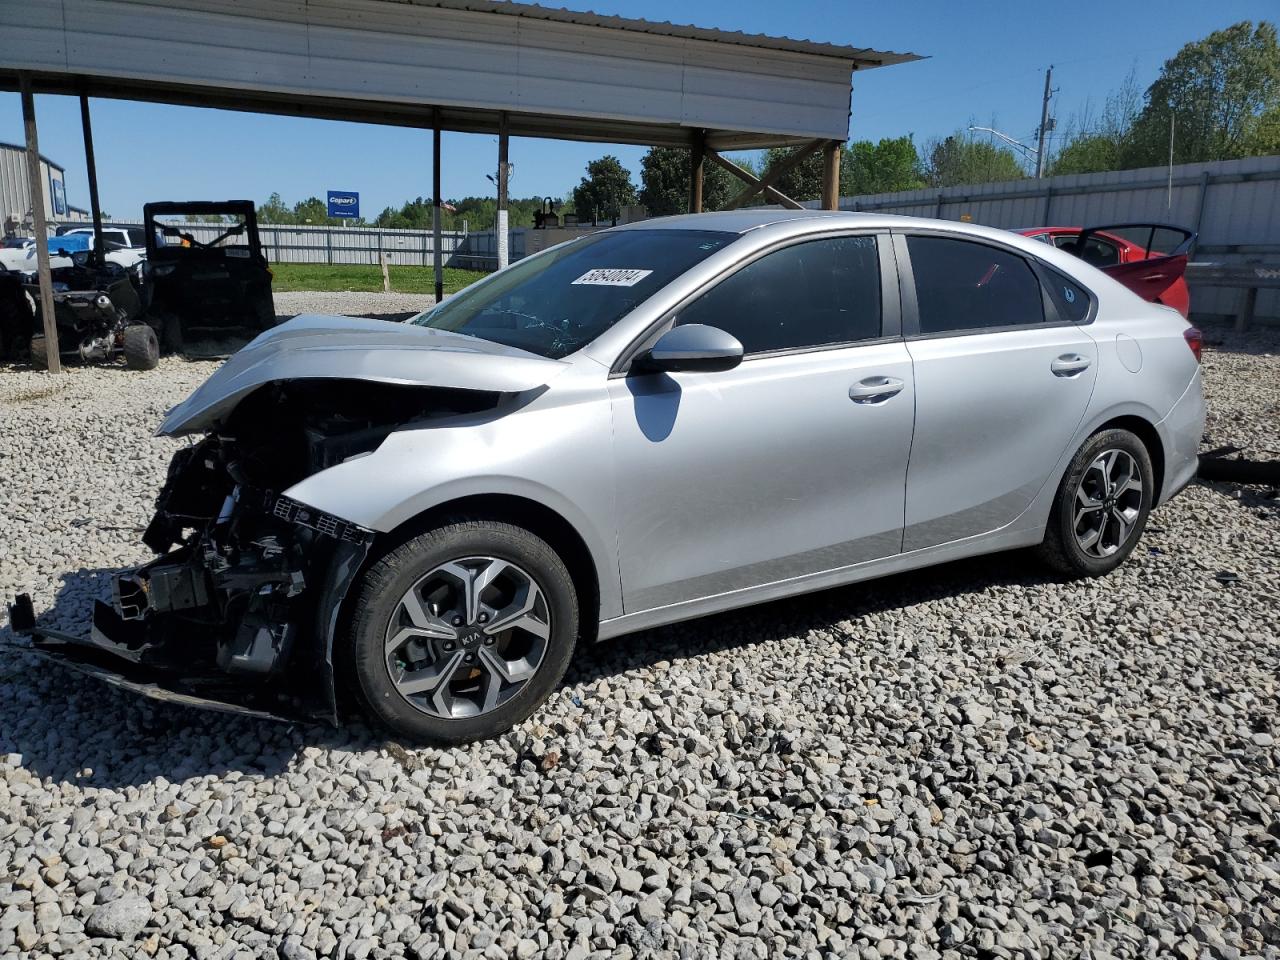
<box><xmin>1183</xmin><ymin>326</ymin><xmax>1202</xmax><ymax>363</ymax></box>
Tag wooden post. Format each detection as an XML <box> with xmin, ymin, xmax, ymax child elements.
<box><xmin>1236</xmin><ymin>284</ymin><xmax>1257</xmax><ymax>334</ymax></box>
<box><xmin>20</xmin><ymin>74</ymin><xmax>60</xmax><ymax>373</ymax></box>
<box><xmin>380</xmin><ymin>252</ymin><xmax>391</xmax><ymax>293</ymax></box>
<box><xmin>689</xmin><ymin>131</ymin><xmax>705</xmax><ymax>213</ymax></box>
<box><xmin>821</xmin><ymin>140</ymin><xmax>840</xmax><ymax>211</ymax></box>
<box><xmin>432</xmin><ymin>110</ymin><xmax>443</xmax><ymax>302</ymax></box>
<box><xmin>497</xmin><ymin>112</ymin><xmax>510</xmax><ymax>271</ymax></box>
<box><xmin>78</xmin><ymin>94</ymin><xmax>106</xmax><ymax>268</ymax></box>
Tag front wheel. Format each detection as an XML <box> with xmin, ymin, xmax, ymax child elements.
<box><xmin>344</xmin><ymin>520</ymin><xmax>579</xmax><ymax>744</ymax></box>
<box><xmin>1037</xmin><ymin>428</ymin><xmax>1154</xmax><ymax>578</ymax></box>
<box><xmin>122</xmin><ymin>324</ymin><xmax>159</xmax><ymax>370</ymax></box>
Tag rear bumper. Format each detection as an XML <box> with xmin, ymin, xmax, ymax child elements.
<box><xmin>1156</xmin><ymin>368</ymin><xmax>1206</xmax><ymax>505</ymax></box>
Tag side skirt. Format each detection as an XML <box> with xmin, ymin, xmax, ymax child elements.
<box><xmin>596</xmin><ymin>523</ymin><xmax>1044</xmax><ymax>642</ymax></box>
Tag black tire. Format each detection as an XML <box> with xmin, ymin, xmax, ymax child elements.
<box><xmin>122</xmin><ymin>324</ymin><xmax>160</xmax><ymax>370</ymax></box>
<box><xmin>1038</xmin><ymin>428</ymin><xmax>1154</xmax><ymax>578</ymax></box>
<box><xmin>344</xmin><ymin>520</ymin><xmax>579</xmax><ymax>744</ymax></box>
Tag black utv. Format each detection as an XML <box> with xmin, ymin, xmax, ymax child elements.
<box><xmin>144</xmin><ymin>200</ymin><xmax>277</xmax><ymax>357</ymax></box>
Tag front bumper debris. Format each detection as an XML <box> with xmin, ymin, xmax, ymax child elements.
<box><xmin>6</xmin><ymin>440</ymin><xmax>374</xmax><ymax>725</ymax></box>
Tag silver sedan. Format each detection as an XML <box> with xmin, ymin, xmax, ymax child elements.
<box><xmin>17</xmin><ymin>211</ymin><xmax>1206</xmax><ymax>743</ymax></box>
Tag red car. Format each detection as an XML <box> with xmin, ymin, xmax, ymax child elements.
<box><xmin>1019</xmin><ymin>223</ymin><xmax>1194</xmax><ymax>318</ymax></box>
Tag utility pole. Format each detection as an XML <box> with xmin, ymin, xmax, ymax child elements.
<box><xmin>1035</xmin><ymin>65</ymin><xmax>1054</xmax><ymax>179</ymax></box>
<box><xmin>496</xmin><ymin>112</ymin><xmax>509</xmax><ymax>271</ymax></box>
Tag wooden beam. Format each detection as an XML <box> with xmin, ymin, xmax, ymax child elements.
<box><xmin>20</xmin><ymin>74</ymin><xmax>60</xmax><ymax>373</ymax></box>
<box><xmin>821</xmin><ymin>139</ymin><xmax>841</xmax><ymax>210</ymax></box>
<box><xmin>707</xmin><ymin>149</ymin><xmax>799</xmax><ymax>211</ymax></box>
<box><xmin>710</xmin><ymin>140</ymin><xmax>822</xmax><ymax>210</ymax></box>
<box><xmin>689</xmin><ymin>131</ymin><xmax>705</xmax><ymax>213</ymax></box>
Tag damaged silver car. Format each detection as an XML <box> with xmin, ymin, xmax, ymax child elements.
<box><xmin>11</xmin><ymin>211</ymin><xmax>1205</xmax><ymax>743</ymax></box>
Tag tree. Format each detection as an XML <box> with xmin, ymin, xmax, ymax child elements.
<box><xmin>572</xmin><ymin>155</ymin><xmax>636</xmax><ymax>223</ymax></box>
<box><xmin>257</xmin><ymin>192</ymin><xmax>292</xmax><ymax>224</ymax></box>
<box><xmin>1126</xmin><ymin>21</ymin><xmax>1280</xmax><ymax>166</ymax></box>
<box><xmin>922</xmin><ymin>133</ymin><xmax>1026</xmax><ymax>187</ymax></box>
<box><xmin>844</xmin><ymin>136</ymin><xmax>925</xmax><ymax>195</ymax></box>
<box><xmin>1051</xmin><ymin>134</ymin><xmax>1123</xmax><ymax>176</ymax></box>
<box><xmin>637</xmin><ymin>146</ymin><xmax>736</xmax><ymax>215</ymax></box>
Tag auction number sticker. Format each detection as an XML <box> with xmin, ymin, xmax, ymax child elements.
<box><xmin>572</xmin><ymin>268</ymin><xmax>653</xmax><ymax>287</ymax></box>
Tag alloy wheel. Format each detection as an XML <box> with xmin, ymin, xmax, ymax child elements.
<box><xmin>1072</xmin><ymin>449</ymin><xmax>1144</xmax><ymax>559</ymax></box>
<box><xmin>384</xmin><ymin>557</ymin><xmax>551</xmax><ymax>719</ymax></box>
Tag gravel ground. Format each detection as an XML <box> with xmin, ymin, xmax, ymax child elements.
<box><xmin>0</xmin><ymin>321</ymin><xmax>1277</xmax><ymax>960</ymax></box>
<box><xmin>273</xmin><ymin>291</ymin><xmax>436</xmax><ymax>324</ymax></box>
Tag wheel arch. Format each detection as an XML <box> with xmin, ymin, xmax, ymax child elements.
<box><xmin>369</xmin><ymin>493</ymin><xmax>603</xmax><ymax>644</ymax></box>
<box><xmin>1092</xmin><ymin>413</ymin><xmax>1165</xmax><ymax>498</ymax></box>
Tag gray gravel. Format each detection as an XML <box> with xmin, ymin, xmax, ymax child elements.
<box><xmin>1</xmin><ymin>321</ymin><xmax>1278</xmax><ymax>960</ymax></box>
<box><xmin>273</xmin><ymin>291</ymin><xmax>436</xmax><ymax>324</ymax></box>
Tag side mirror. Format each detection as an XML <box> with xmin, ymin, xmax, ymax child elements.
<box><xmin>635</xmin><ymin>323</ymin><xmax>744</xmax><ymax>374</ymax></box>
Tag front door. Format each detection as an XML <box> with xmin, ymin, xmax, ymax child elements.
<box><xmin>608</xmin><ymin>234</ymin><xmax>916</xmax><ymax>614</ymax></box>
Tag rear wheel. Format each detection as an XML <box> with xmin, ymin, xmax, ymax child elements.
<box><xmin>344</xmin><ymin>520</ymin><xmax>579</xmax><ymax>744</ymax></box>
<box><xmin>122</xmin><ymin>324</ymin><xmax>159</xmax><ymax>370</ymax></box>
<box><xmin>1038</xmin><ymin>428</ymin><xmax>1153</xmax><ymax>577</ymax></box>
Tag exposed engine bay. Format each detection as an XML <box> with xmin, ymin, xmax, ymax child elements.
<box><xmin>10</xmin><ymin>379</ymin><xmax>503</xmax><ymax>722</ymax></box>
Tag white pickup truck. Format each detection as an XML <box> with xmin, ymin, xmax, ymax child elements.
<box><xmin>0</xmin><ymin>226</ymin><xmax>148</xmax><ymax>275</ymax></box>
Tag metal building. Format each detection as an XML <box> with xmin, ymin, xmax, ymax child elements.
<box><xmin>0</xmin><ymin>141</ymin><xmax>69</xmax><ymax>234</ymax></box>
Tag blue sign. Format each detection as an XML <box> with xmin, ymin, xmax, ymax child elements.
<box><xmin>50</xmin><ymin>177</ymin><xmax>66</xmax><ymax>217</ymax></box>
<box><xmin>327</xmin><ymin>190</ymin><xmax>360</xmax><ymax>219</ymax></box>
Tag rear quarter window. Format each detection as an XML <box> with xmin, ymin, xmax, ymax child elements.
<box><xmin>1043</xmin><ymin>267</ymin><xmax>1093</xmax><ymax>323</ymax></box>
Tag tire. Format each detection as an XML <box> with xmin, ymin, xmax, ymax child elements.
<box><xmin>122</xmin><ymin>324</ymin><xmax>160</xmax><ymax>370</ymax></box>
<box><xmin>1037</xmin><ymin>428</ymin><xmax>1154</xmax><ymax>578</ymax></box>
<box><xmin>28</xmin><ymin>336</ymin><xmax>49</xmax><ymax>369</ymax></box>
<box><xmin>344</xmin><ymin>520</ymin><xmax>579</xmax><ymax>744</ymax></box>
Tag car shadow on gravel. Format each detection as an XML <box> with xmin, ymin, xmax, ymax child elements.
<box><xmin>568</xmin><ymin>549</ymin><xmax>1063</xmax><ymax>685</ymax></box>
<box><xmin>2</xmin><ymin>549</ymin><xmax>1058</xmax><ymax>790</ymax></box>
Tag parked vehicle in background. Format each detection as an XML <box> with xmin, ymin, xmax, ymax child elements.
<box><xmin>10</xmin><ymin>211</ymin><xmax>1205</xmax><ymax>744</ymax></box>
<box><xmin>63</xmin><ymin>225</ymin><xmax>149</xmax><ymax>254</ymax></box>
<box><xmin>1</xmin><ymin>235</ymin><xmax>34</xmax><ymax>250</ymax></box>
<box><xmin>25</xmin><ymin>248</ymin><xmax>159</xmax><ymax>370</ymax></box>
<box><xmin>0</xmin><ymin>230</ymin><xmax>147</xmax><ymax>276</ymax></box>
<box><xmin>1020</xmin><ymin>224</ymin><xmax>1194</xmax><ymax>317</ymax></box>
<box><xmin>143</xmin><ymin>200</ymin><xmax>276</xmax><ymax>356</ymax></box>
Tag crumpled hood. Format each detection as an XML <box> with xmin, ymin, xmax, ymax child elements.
<box><xmin>157</xmin><ymin>314</ymin><xmax>568</xmax><ymax>435</ymax></box>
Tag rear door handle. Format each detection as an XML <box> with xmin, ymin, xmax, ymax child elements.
<box><xmin>849</xmin><ymin>376</ymin><xmax>905</xmax><ymax>404</ymax></box>
<box><xmin>1051</xmin><ymin>354</ymin><xmax>1092</xmax><ymax>377</ymax></box>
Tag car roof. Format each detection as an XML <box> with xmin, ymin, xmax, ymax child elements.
<box><xmin>613</xmin><ymin>209</ymin><xmax>1068</xmax><ymax>250</ymax></box>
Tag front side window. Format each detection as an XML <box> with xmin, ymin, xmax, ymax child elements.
<box><xmin>411</xmin><ymin>229</ymin><xmax>735</xmax><ymax>359</ymax></box>
<box><xmin>907</xmin><ymin>235</ymin><xmax>1045</xmax><ymax>334</ymax></box>
<box><xmin>676</xmin><ymin>236</ymin><xmax>882</xmax><ymax>354</ymax></box>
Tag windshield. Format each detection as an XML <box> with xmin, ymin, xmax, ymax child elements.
<box><xmin>410</xmin><ymin>229</ymin><xmax>736</xmax><ymax>358</ymax></box>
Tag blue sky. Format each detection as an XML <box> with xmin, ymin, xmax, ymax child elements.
<box><xmin>1</xmin><ymin>0</ymin><xmax>1274</xmax><ymax>220</ymax></box>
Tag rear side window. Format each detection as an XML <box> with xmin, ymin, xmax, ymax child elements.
<box><xmin>907</xmin><ymin>236</ymin><xmax>1044</xmax><ymax>334</ymax></box>
<box><xmin>1044</xmin><ymin>267</ymin><xmax>1092</xmax><ymax>323</ymax></box>
<box><xmin>677</xmin><ymin>236</ymin><xmax>882</xmax><ymax>354</ymax></box>
<box><xmin>1054</xmin><ymin>233</ymin><xmax>1119</xmax><ymax>268</ymax></box>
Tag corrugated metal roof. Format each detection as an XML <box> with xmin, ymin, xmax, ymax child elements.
<box><xmin>401</xmin><ymin>0</ymin><xmax>921</xmax><ymax>65</ymax></box>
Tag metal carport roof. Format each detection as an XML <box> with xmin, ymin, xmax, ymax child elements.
<box><xmin>0</xmin><ymin>0</ymin><xmax>919</xmax><ymax>150</ymax></box>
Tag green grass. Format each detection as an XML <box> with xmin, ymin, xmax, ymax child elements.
<box><xmin>270</xmin><ymin>262</ymin><xmax>487</xmax><ymax>295</ymax></box>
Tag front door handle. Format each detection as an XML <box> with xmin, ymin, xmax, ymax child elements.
<box><xmin>849</xmin><ymin>376</ymin><xmax>905</xmax><ymax>404</ymax></box>
<box><xmin>1051</xmin><ymin>354</ymin><xmax>1092</xmax><ymax>377</ymax></box>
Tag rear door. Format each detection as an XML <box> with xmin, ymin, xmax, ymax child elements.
<box><xmin>897</xmin><ymin>231</ymin><xmax>1098</xmax><ymax>551</ymax></box>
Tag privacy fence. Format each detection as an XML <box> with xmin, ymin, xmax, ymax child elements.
<box><xmin>812</xmin><ymin>154</ymin><xmax>1280</xmax><ymax>323</ymax></box>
